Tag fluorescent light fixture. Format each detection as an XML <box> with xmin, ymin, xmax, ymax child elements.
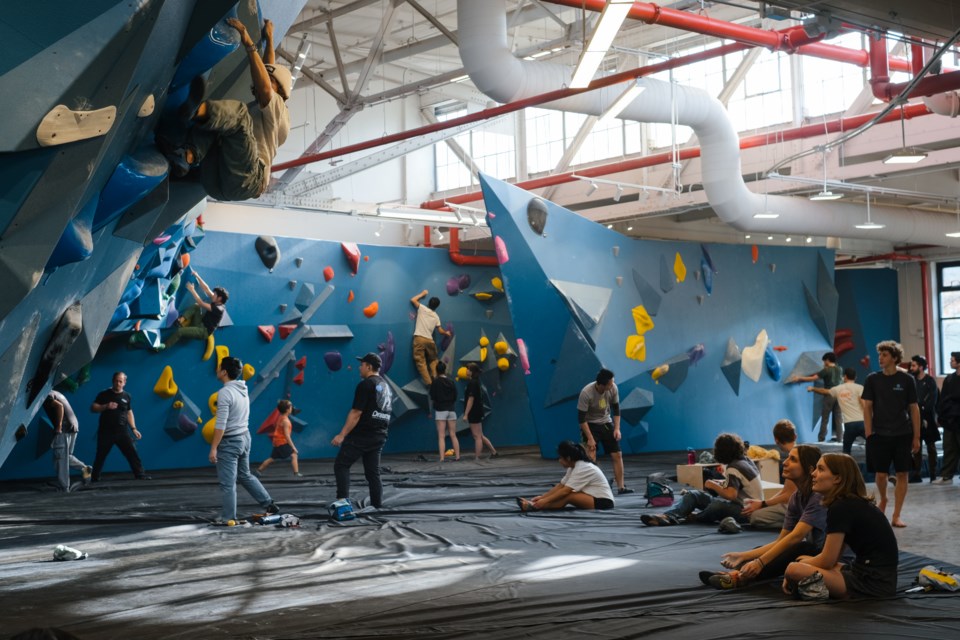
<box><xmin>854</xmin><ymin>192</ymin><xmax>885</xmax><ymax>229</ymax></box>
<box><xmin>570</xmin><ymin>1</ymin><xmax>634</xmax><ymax>88</ymax></box>
<box><xmin>744</xmin><ymin>234</ymin><xmax>751</xmax><ymax>239</ymax></box>
<box><xmin>626</xmin><ymin>225</ymin><xmax>633</xmax><ymax>231</ymax></box>
<box><xmin>606</xmin><ymin>224</ymin><xmax>613</xmax><ymax>229</ymax></box>
<box><xmin>810</xmin><ymin>190</ymin><xmax>843</xmax><ymax>201</ymax></box>
<box><xmin>597</xmin><ymin>83</ymin><xmax>646</xmax><ymax>126</ymax></box>
<box><xmin>753</xmin><ymin>212</ymin><xmax>780</xmax><ymax>219</ymax></box>
<box><xmin>767</xmin><ymin>235</ymin><xmax>774</xmax><ymax>240</ymax></box>
<box><xmin>882</xmin><ymin>148</ymin><xmax>927</xmax><ymax>164</ymax></box>
<box><xmin>805</xmin><ymin>237</ymin><xmax>813</xmax><ymax>243</ymax></box>
<box><xmin>374</xmin><ymin>206</ymin><xmax>487</xmax><ymax>228</ymax></box>
<box><xmin>946</xmin><ymin>231</ymin><xmax>960</xmax><ymax>238</ymax></box>
<box><xmin>785</xmin><ymin>237</ymin><xmax>792</xmax><ymax>242</ymax></box>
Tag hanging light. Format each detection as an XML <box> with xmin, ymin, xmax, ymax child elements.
<box><xmin>570</xmin><ymin>0</ymin><xmax>634</xmax><ymax>88</ymax></box>
<box><xmin>433</xmin><ymin>227</ymin><xmax>444</xmax><ymax>242</ymax></box>
<box><xmin>883</xmin><ymin>105</ymin><xmax>927</xmax><ymax>164</ymax></box>
<box><xmin>374</xmin><ymin>222</ymin><xmax>383</xmax><ymax>237</ymax></box>
<box><xmin>810</xmin><ymin>148</ymin><xmax>843</xmax><ymax>200</ymax></box>
<box><xmin>855</xmin><ymin>192</ymin><xmax>885</xmax><ymax>229</ymax></box>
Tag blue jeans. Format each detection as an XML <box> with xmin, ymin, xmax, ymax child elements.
<box><xmin>216</xmin><ymin>432</ymin><xmax>272</xmax><ymax>520</ymax></box>
<box><xmin>334</xmin><ymin>432</ymin><xmax>387</xmax><ymax>507</ymax></box>
<box><xmin>664</xmin><ymin>489</ymin><xmax>744</xmax><ymax>523</ymax></box>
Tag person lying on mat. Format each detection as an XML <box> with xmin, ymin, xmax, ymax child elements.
<box><xmin>782</xmin><ymin>453</ymin><xmax>899</xmax><ymax>599</ymax></box>
<box><xmin>642</xmin><ymin>432</ymin><xmax>762</xmax><ymax>526</ymax></box>
<box><xmin>699</xmin><ymin>445</ymin><xmax>824</xmax><ymax>589</ymax></box>
<box><xmin>517</xmin><ymin>441</ymin><xmax>615</xmax><ymax>511</ymax></box>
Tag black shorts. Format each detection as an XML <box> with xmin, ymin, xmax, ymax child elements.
<box><xmin>866</xmin><ymin>433</ymin><xmax>913</xmax><ymax>474</ymax></box>
<box><xmin>594</xmin><ymin>497</ymin><xmax>614</xmax><ymax>510</ymax></box>
<box><xmin>271</xmin><ymin>444</ymin><xmax>294</xmax><ymax>460</ymax></box>
<box><xmin>582</xmin><ymin>422</ymin><xmax>621</xmax><ymax>455</ymax></box>
<box><xmin>841</xmin><ymin>562</ymin><xmax>897</xmax><ymax>598</ymax></box>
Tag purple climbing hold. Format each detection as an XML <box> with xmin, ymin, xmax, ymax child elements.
<box><xmin>439</xmin><ymin>322</ymin><xmax>455</xmax><ymax>352</ymax></box>
<box><xmin>446</xmin><ymin>277</ymin><xmax>460</xmax><ymax>296</ymax></box>
<box><xmin>378</xmin><ymin>331</ymin><xmax>396</xmax><ymax>375</ymax></box>
<box><xmin>687</xmin><ymin>343</ymin><xmax>706</xmax><ymax>365</ymax></box>
<box><xmin>324</xmin><ymin>351</ymin><xmax>343</xmax><ymax>372</ymax></box>
<box><xmin>458</xmin><ymin>274</ymin><xmax>471</xmax><ymax>291</ymax></box>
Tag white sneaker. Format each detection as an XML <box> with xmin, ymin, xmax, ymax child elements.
<box><xmin>930</xmin><ymin>477</ymin><xmax>953</xmax><ymax>485</ymax></box>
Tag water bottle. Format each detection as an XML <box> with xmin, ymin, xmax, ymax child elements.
<box><xmin>687</xmin><ymin>448</ymin><xmax>696</xmax><ymax>465</ymax></box>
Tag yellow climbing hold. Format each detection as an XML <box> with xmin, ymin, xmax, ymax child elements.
<box><xmin>625</xmin><ymin>335</ymin><xmax>647</xmax><ymax>362</ymax></box>
<box><xmin>215</xmin><ymin>345</ymin><xmax>229</xmax><ymax>370</ymax></box>
<box><xmin>153</xmin><ymin>365</ymin><xmax>178</xmax><ymax>398</ymax></box>
<box><xmin>631</xmin><ymin>305</ymin><xmax>654</xmax><ymax>335</ymax></box>
<box><xmin>208</xmin><ymin>391</ymin><xmax>219</xmax><ymax>415</ymax></box>
<box><xmin>202</xmin><ymin>334</ymin><xmax>215</xmax><ymax>361</ymax></box>
<box><xmin>674</xmin><ymin>252</ymin><xmax>687</xmax><ymax>283</ymax></box>
<box><xmin>494</xmin><ymin>340</ymin><xmax>509</xmax><ymax>355</ymax></box>
<box><xmin>652</xmin><ymin>363</ymin><xmax>670</xmax><ymax>383</ymax></box>
<box><xmin>497</xmin><ymin>357</ymin><xmax>510</xmax><ymax>371</ymax></box>
<box><xmin>201</xmin><ymin>417</ymin><xmax>217</xmax><ymax>444</ymax></box>
<box><xmin>457</xmin><ymin>366</ymin><xmax>468</xmax><ymax>380</ymax></box>
<box><xmin>479</xmin><ymin>336</ymin><xmax>490</xmax><ymax>347</ymax></box>
<box><xmin>480</xmin><ymin>347</ymin><xmax>488</xmax><ymax>362</ymax></box>
<box><xmin>491</xmin><ymin>277</ymin><xmax>503</xmax><ymax>292</ymax></box>
<box><xmin>172</xmin><ymin>400</ymin><xmax>184</xmax><ymax>409</ymax></box>
<box><xmin>242</xmin><ymin>363</ymin><xmax>255</xmax><ymax>381</ymax></box>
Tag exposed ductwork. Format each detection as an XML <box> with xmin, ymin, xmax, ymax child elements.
<box><xmin>458</xmin><ymin>0</ymin><xmax>960</xmax><ymax>247</ymax></box>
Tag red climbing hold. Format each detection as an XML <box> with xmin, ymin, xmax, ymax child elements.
<box><xmin>279</xmin><ymin>324</ymin><xmax>297</xmax><ymax>339</ymax></box>
<box><xmin>295</xmin><ymin>356</ymin><xmax>307</xmax><ymax>370</ymax></box>
<box><xmin>348</xmin><ymin>290</ymin><xmax>355</xmax><ymax>303</ymax></box>
<box><xmin>258</xmin><ymin>325</ymin><xmax>275</xmax><ymax>342</ymax></box>
<box><xmin>323</xmin><ymin>266</ymin><xmax>334</xmax><ymax>281</ymax></box>
<box><xmin>293</xmin><ymin>370</ymin><xmax>305</xmax><ymax>386</ymax></box>
<box><xmin>341</xmin><ymin>242</ymin><xmax>361</xmax><ymax>275</ymax></box>
<box><xmin>257</xmin><ymin>408</ymin><xmax>280</xmax><ymax>434</ymax></box>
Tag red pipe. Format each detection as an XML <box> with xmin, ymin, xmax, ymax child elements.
<box><xmin>422</xmin><ymin>102</ymin><xmax>932</xmax><ymax>209</ymax></box>
<box><xmin>870</xmin><ymin>35</ymin><xmax>960</xmax><ymax>101</ymax></box>
<box><xmin>921</xmin><ymin>260</ymin><xmax>935</xmax><ymax>376</ymax></box>
<box><xmin>272</xmin><ymin>15</ymin><xmax>914</xmax><ymax>174</ymax></box>
<box><xmin>448</xmin><ymin>227</ymin><xmax>498</xmax><ymax>266</ymax></box>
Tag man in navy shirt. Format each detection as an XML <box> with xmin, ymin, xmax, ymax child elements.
<box><xmin>861</xmin><ymin>340</ymin><xmax>920</xmax><ymax>528</ymax></box>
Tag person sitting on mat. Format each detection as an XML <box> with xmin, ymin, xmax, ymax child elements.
<box><xmin>517</xmin><ymin>440</ymin><xmax>615</xmax><ymax>511</ymax></box>
<box><xmin>642</xmin><ymin>432</ymin><xmax>762</xmax><ymax>526</ymax></box>
<box><xmin>782</xmin><ymin>453</ymin><xmax>899</xmax><ymax>599</ymax></box>
<box><xmin>699</xmin><ymin>444</ymin><xmax>825</xmax><ymax>589</ymax></box>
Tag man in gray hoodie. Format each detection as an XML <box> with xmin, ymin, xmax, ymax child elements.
<box><xmin>209</xmin><ymin>357</ymin><xmax>278</xmax><ymax>522</ymax></box>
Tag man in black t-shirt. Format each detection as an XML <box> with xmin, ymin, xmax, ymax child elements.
<box><xmin>908</xmin><ymin>355</ymin><xmax>939</xmax><ymax>482</ymax></box>
<box><xmin>861</xmin><ymin>340</ymin><xmax>920</xmax><ymax>528</ymax></box>
<box><xmin>161</xmin><ymin>271</ymin><xmax>228</xmax><ymax>351</ymax></box>
<box><xmin>89</xmin><ymin>371</ymin><xmax>149</xmax><ymax>481</ymax></box>
<box><xmin>332</xmin><ymin>352</ymin><xmax>393</xmax><ymax>508</ymax></box>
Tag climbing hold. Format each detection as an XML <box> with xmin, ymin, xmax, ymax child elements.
<box><xmin>279</xmin><ymin>324</ymin><xmax>297</xmax><ymax>339</ymax></box>
<box><xmin>439</xmin><ymin>323</ymin><xmax>455</xmax><ymax>352</ymax></box>
<box><xmin>494</xmin><ymin>341</ymin><xmax>508</xmax><ymax>355</ymax></box>
<box><xmin>494</xmin><ymin>236</ymin><xmax>509</xmax><ymax>265</ymax></box>
<box><xmin>202</xmin><ymin>334</ymin><xmax>215</xmax><ymax>361</ymax></box>
<box><xmin>701</xmin><ymin>243</ymin><xmax>717</xmax><ymax>274</ymax></box>
<box><xmin>258</xmin><ymin>325</ymin><xmax>275</xmax><ymax>342</ymax></box>
<box><xmin>631</xmin><ymin>306</ymin><xmax>654</xmax><ymax>335</ymax></box>
<box><xmin>625</xmin><ymin>335</ymin><xmax>646</xmax><ymax>361</ymax></box>
<box><xmin>295</xmin><ymin>356</ymin><xmax>307</xmax><ymax>370</ymax></box>
<box><xmin>293</xmin><ymin>370</ymin><xmax>304</xmax><ymax>386</ymax></box>
<box><xmin>288</xmin><ymin>280</ymin><xmax>297</xmax><ymax>290</ymax></box>
<box><xmin>616</xmin><ymin>276</ymin><xmax>623</xmax><ymax>286</ymax></box>
<box><xmin>674</xmin><ymin>252</ymin><xmax>687</xmax><ymax>283</ymax></box>
<box><xmin>324</xmin><ymin>351</ymin><xmax>343</xmax><ymax>371</ymax></box>
<box><xmin>764</xmin><ymin>343</ymin><xmax>782</xmax><ymax>381</ymax></box>
<box><xmin>138</xmin><ymin>94</ymin><xmax>155</xmax><ymax>117</ymax></box>
<box><xmin>363</xmin><ymin>302</ymin><xmax>379</xmax><ymax>318</ymax></box>
<box><xmin>242</xmin><ymin>363</ymin><xmax>255</xmax><ymax>381</ymax></box>
<box><xmin>323</xmin><ymin>266</ymin><xmax>334</xmax><ymax>281</ymax></box>
<box><xmin>208</xmin><ymin>392</ymin><xmax>219</xmax><ymax>415</ymax></box>
<box><xmin>687</xmin><ymin>344</ymin><xmax>706</xmax><ymax>365</ymax></box>
<box><xmin>255</xmin><ymin>236</ymin><xmax>281</xmax><ymax>271</ymax></box>
<box><xmin>347</xmin><ymin>290</ymin><xmax>355</xmax><ymax>303</ymax></box>
<box><xmin>612</xmin><ymin>246</ymin><xmax>619</xmax><ymax>257</ymax></box>
<box><xmin>341</xmin><ymin>242</ymin><xmax>361</xmax><ymax>274</ymax></box>
<box><xmin>516</xmin><ymin>338</ymin><xmax>531</xmax><ymax>375</ymax></box>
<box><xmin>491</xmin><ymin>277</ymin><xmax>504</xmax><ymax>292</ymax></box>
<box><xmin>485</xmin><ymin>309</ymin><xmax>494</xmax><ymax>319</ymax></box>
<box><xmin>215</xmin><ymin>345</ymin><xmax>229</xmax><ymax>370</ymax></box>
<box><xmin>458</xmin><ymin>275</ymin><xmax>471</xmax><ymax>291</ymax></box>
<box><xmin>279</xmin><ymin>304</ymin><xmax>287</xmax><ymax>313</ymax></box>
<box><xmin>473</xmin><ymin>292</ymin><xmax>493</xmax><ymax>301</ymax></box>
<box><xmin>364</xmin><ymin>256</ymin><xmax>369</xmax><ymax>262</ymax></box>
<box><xmin>774</xmin><ymin>345</ymin><xmax>788</xmax><ymax>352</ymax></box>
<box><xmin>377</xmin><ymin>331</ymin><xmax>396</xmax><ymax>375</ymax></box>
<box><xmin>257</xmin><ymin>409</ymin><xmax>281</xmax><ymax>435</ymax></box>
<box><xmin>751</xmin><ymin>245</ymin><xmax>759</xmax><ymax>264</ymax></box>
<box><xmin>153</xmin><ymin>366</ymin><xmax>178</xmax><ymax>398</ymax></box>
<box><xmin>651</xmin><ymin>363</ymin><xmax>670</xmax><ymax>383</ymax></box>
<box><xmin>769</xmin><ymin>263</ymin><xmax>776</xmax><ymax>273</ymax></box>
<box><xmin>153</xmin><ymin>235</ymin><xmax>171</xmax><ymax>245</ymax></box>
<box><xmin>456</xmin><ymin>366</ymin><xmax>469</xmax><ymax>380</ymax></box>
<box><xmin>202</xmin><ymin>417</ymin><xmax>216</xmax><ymax>444</ymax></box>
<box><xmin>173</xmin><ymin>400</ymin><xmax>184</xmax><ymax>409</ymax></box>
<box><xmin>37</xmin><ymin>104</ymin><xmax>116</xmax><ymax>147</ymax></box>
<box><xmin>479</xmin><ymin>347</ymin><xmax>488</xmax><ymax>362</ymax></box>
<box><xmin>701</xmin><ymin>257</ymin><xmax>713</xmax><ymax>295</ymax></box>
<box><xmin>479</xmin><ymin>336</ymin><xmax>489</xmax><ymax>347</ymax></box>
<box><xmin>497</xmin><ymin>357</ymin><xmax>510</xmax><ymax>371</ymax></box>
<box><xmin>446</xmin><ymin>277</ymin><xmax>461</xmax><ymax>296</ymax></box>
<box><xmin>295</xmin><ymin>257</ymin><xmax>303</xmax><ymax>268</ymax></box>
<box><xmin>527</xmin><ymin>197</ymin><xmax>548</xmax><ymax>235</ymax></box>
<box><xmin>860</xmin><ymin>355</ymin><xmax>871</xmax><ymax>368</ymax></box>
<box><xmin>179</xmin><ymin>253</ymin><xmax>191</xmax><ymax>269</ymax></box>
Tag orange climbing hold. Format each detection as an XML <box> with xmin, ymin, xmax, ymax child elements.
<box><xmin>293</xmin><ymin>370</ymin><xmax>305</xmax><ymax>386</ymax></box>
<box><xmin>279</xmin><ymin>324</ymin><xmax>297</xmax><ymax>339</ymax></box>
<box><xmin>180</xmin><ymin>253</ymin><xmax>190</xmax><ymax>269</ymax></box>
<box><xmin>363</xmin><ymin>301</ymin><xmax>379</xmax><ymax>318</ymax></box>
<box><xmin>323</xmin><ymin>266</ymin><xmax>334</xmax><ymax>281</ymax></box>
<box><xmin>295</xmin><ymin>356</ymin><xmax>307</xmax><ymax>370</ymax></box>
<box><xmin>258</xmin><ymin>325</ymin><xmax>275</xmax><ymax>342</ymax></box>
<box><xmin>348</xmin><ymin>290</ymin><xmax>355</xmax><ymax>303</ymax></box>
<box><xmin>751</xmin><ymin>245</ymin><xmax>759</xmax><ymax>264</ymax></box>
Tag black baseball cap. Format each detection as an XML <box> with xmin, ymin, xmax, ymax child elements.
<box><xmin>356</xmin><ymin>352</ymin><xmax>382</xmax><ymax>369</ymax></box>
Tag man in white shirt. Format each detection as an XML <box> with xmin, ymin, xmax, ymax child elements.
<box><xmin>410</xmin><ymin>289</ymin><xmax>452</xmax><ymax>385</ymax></box>
<box><xmin>808</xmin><ymin>367</ymin><xmax>864</xmax><ymax>454</ymax></box>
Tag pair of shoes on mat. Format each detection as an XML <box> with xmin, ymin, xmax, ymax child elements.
<box><xmin>640</xmin><ymin>513</ymin><xmax>678</xmax><ymax>526</ymax></box>
<box><xmin>516</xmin><ymin>497</ymin><xmax>538</xmax><ymax>512</ymax></box>
<box><xmin>699</xmin><ymin>570</ymin><xmax>741</xmax><ymax>590</ymax></box>
<box><xmin>265</xmin><ymin>502</ymin><xmax>280</xmax><ymax>515</ymax></box>
<box><xmin>617</xmin><ymin>486</ymin><xmax>635</xmax><ymax>495</ymax></box>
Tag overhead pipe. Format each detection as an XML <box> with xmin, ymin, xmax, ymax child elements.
<box><xmin>869</xmin><ymin>34</ymin><xmax>960</xmax><ymax>101</ymax></box>
<box><xmin>421</xmin><ymin>102</ymin><xmax>933</xmax><ymax>209</ymax></box>
<box><xmin>448</xmin><ymin>227</ymin><xmax>497</xmax><ymax>266</ymax></box>
<box><xmin>455</xmin><ymin>0</ymin><xmax>960</xmax><ymax>246</ymax></box>
<box><xmin>271</xmin><ymin>7</ymin><xmax>917</xmax><ymax>175</ymax></box>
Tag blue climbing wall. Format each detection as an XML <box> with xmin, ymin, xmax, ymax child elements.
<box><xmin>834</xmin><ymin>268</ymin><xmax>900</xmax><ymax>373</ymax></box>
<box><xmin>480</xmin><ymin>174</ymin><xmax>846</xmax><ymax>456</ymax></box>
<box><xmin>0</xmin><ymin>230</ymin><xmax>536</xmax><ymax>479</ymax></box>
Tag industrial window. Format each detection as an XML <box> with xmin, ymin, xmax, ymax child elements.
<box><xmin>800</xmin><ymin>32</ymin><xmax>867</xmax><ymax>119</ymax></box>
<box><xmin>937</xmin><ymin>261</ymin><xmax>960</xmax><ymax>372</ymax></box>
<box><xmin>434</xmin><ymin>104</ymin><xmax>516</xmax><ymax>192</ymax></box>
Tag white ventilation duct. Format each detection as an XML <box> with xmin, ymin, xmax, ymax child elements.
<box><xmin>459</xmin><ymin>0</ymin><xmax>960</xmax><ymax>246</ymax></box>
<box><xmin>924</xmin><ymin>92</ymin><xmax>960</xmax><ymax>117</ymax></box>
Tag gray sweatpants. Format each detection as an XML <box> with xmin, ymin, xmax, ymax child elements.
<box><xmin>189</xmin><ymin>99</ymin><xmax>266</xmax><ymax>201</ymax></box>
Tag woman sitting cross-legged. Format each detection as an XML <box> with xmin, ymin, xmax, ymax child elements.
<box><xmin>699</xmin><ymin>445</ymin><xmax>824</xmax><ymax>589</ymax></box>
<box><xmin>782</xmin><ymin>452</ymin><xmax>899</xmax><ymax>599</ymax></box>
<box><xmin>642</xmin><ymin>432</ymin><xmax>762</xmax><ymax>526</ymax></box>
<box><xmin>517</xmin><ymin>441</ymin><xmax>615</xmax><ymax>511</ymax></box>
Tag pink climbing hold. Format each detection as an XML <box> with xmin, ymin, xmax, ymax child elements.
<box><xmin>341</xmin><ymin>242</ymin><xmax>361</xmax><ymax>275</ymax></box>
<box><xmin>152</xmin><ymin>235</ymin><xmax>171</xmax><ymax>245</ymax></box>
<box><xmin>323</xmin><ymin>266</ymin><xmax>334</xmax><ymax>281</ymax></box>
<box><xmin>258</xmin><ymin>325</ymin><xmax>275</xmax><ymax>342</ymax></box>
<box><xmin>295</xmin><ymin>356</ymin><xmax>307</xmax><ymax>370</ymax></box>
<box><xmin>517</xmin><ymin>338</ymin><xmax>531</xmax><ymax>375</ymax></box>
<box><xmin>278</xmin><ymin>324</ymin><xmax>297</xmax><ymax>339</ymax></box>
<box><xmin>494</xmin><ymin>236</ymin><xmax>509</xmax><ymax>265</ymax></box>
<box><xmin>293</xmin><ymin>370</ymin><xmax>305</xmax><ymax>386</ymax></box>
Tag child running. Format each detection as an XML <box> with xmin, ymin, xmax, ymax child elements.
<box><xmin>257</xmin><ymin>400</ymin><xmax>301</xmax><ymax>477</ymax></box>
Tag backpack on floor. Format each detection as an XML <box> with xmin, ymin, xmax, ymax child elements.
<box><xmin>645</xmin><ymin>480</ymin><xmax>674</xmax><ymax>507</ymax></box>
<box><xmin>918</xmin><ymin>565</ymin><xmax>960</xmax><ymax>592</ymax></box>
